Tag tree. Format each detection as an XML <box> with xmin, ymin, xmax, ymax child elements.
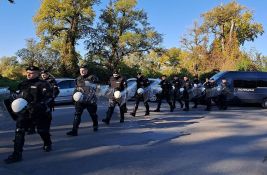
<box><xmin>180</xmin><ymin>1</ymin><xmax>264</xmax><ymax>72</ymax></box>
<box><xmin>201</xmin><ymin>1</ymin><xmax>264</xmax><ymax>50</ymax></box>
<box><xmin>201</xmin><ymin>1</ymin><xmax>264</xmax><ymax>71</ymax></box>
<box><xmin>85</xmin><ymin>0</ymin><xmax>162</xmax><ymax>72</ymax></box>
<box><xmin>16</xmin><ymin>39</ymin><xmax>60</xmax><ymax>71</ymax></box>
<box><xmin>34</xmin><ymin>0</ymin><xmax>98</xmax><ymax>77</ymax></box>
<box><xmin>0</xmin><ymin>56</ymin><xmax>23</xmax><ymax>79</ymax></box>
<box><xmin>180</xmin><ymin>21</ymin><xmax>209</xmax><ymax>73</ymax></box>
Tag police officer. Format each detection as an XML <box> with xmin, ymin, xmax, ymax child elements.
<box><xmin>192</xmin><ymin>74</ymin><xmax>200</xmax><ymax>108</ymax></box>
<box><xmin>102</xmin><ymin>70</ymin><xmax>127</xmax><ymax>125</ymax></box>
<box><xmin>182</xmin><ymin>76</ymin><xmax>192</xmax><ymax>111</ymax></box>
<box><xmin>172</xmin><ymin>75</ymin><xmax>184</xmax><ymax>109</ymax></box>
<box><xmin>154</xmin><ymin>75</ymin><xmax>174</xmax><ymax>112</ymax></box>
<box><xmin>66</xmin><ymin>65</ymin><xmax>99</xmax><ymax>136</ymax></box>
<box><xmin>130</xmin><ymin>72</ymin><xmax>150</xmax><ymax>117</ymax></box>
<box><xmin>41</xmin><ymin>70</ymin><xmax>60</xmax><ymax>109</ymax></box>
<box><xmin>218</xmin><ymin>78</ymin><xmax>230</xmax><ymax>110</ymax></box>
<box><xmin>204</xmin><ymin>78</ymin><xmax>216</xmax><ymax>111</ymax></box>
<box><xmin>4</xmin><ymin>66</ymin><xmax>53</xmax><ymax>164</ymax></box>
<box><xmin>26</xmin><ymin>70</ymin><xmax>60</xmax><ymax>135</ymax></box>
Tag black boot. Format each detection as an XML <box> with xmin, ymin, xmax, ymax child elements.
<box><xmin>102</xmin><ymin>118</ymin><xmax>110</xmax><ymax>125</ymax></box>
<box><xmin>66</xmin><ymin>114</ymin><xmax>80</xmax><ymax>136</ymax></box>
<box><xmin>4</xmin><ymin>152</ymin><xmax>22</xmax><ymax>164</ymax></box>
<box><xmin>130</xmin><ymin>105</ymin><xmax>138</xmax><ymax>117</ymax></box>
<box><xmin>43</xmin><ymin>144</ymin><xmax>52</xmax><ymax>152</ymax></box>
<box><xmin>144</xmin><ymin>102</ymin><xmax>150</xmax><ymax>116</ymax></box>
<box><xmin>91</xmin><ymin>114</ymin><xmax>98</xmax><ymax>132</ymax></box>
<box><xmin>5</xmin><ymin>128</ymin><xmax>25</xmax><ymax>164</ymax></box>
<box><xmin>120</xmin><ymin>107</ymin><xmax>125</xmax><ymax>123</ymax></box>
<box><xmin>169</xmin><ymin>103</ymin><xmax>174</xmax><ymax>112</ymax></box>
<box><xmin>39</xmin><ymin>132</ymin><xmax>52</xmax><ymax>152</ymax></box>
<box><xmin>102</xmin><ymin>107</ymin><xmax>113</xmax><ymax>125</ymax></box>
<box><xmin>66</xmin><ymin>130</ymin><xmax>78</xmax><ymax>136</ymax></box>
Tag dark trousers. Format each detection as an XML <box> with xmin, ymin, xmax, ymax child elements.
<box><xmin>132</xmin><ymin>96</ymin><xmax>149</xmax><ymax>114</ymax></box>
<box><xmin>206</xmin><ymin>97</ymin><xmax>212</xmax><ymax>110</ymax></box>
<box><xmin>13</xmin><ymin>112</ymin><xmax>52</xmax><ymax>154</ymax></box>
<box><xmin>173</xmin><ymin>91</ymin><xmax>183</xmax><ymax>108</ymax></box>
<box><xmin>192</xmin><ymin>97</ymin><xmax>198</xmax><ymax>108</ymax></box>
<box><xmin>72</xmin><ymin>102</ymin><xmax>98</xmax><ymax>132</ymax></box>
<box><xmin>156</xmin><ymin>93</ymin><xmax>173</xmax><ymax>110</ymax></box>
<box><xmin>105</xmin><ymin>99</ymin><xmax>125</xmax><ymax>122</ymax></box>
<box><xmin>218</xmin><ymin>94</ymin><xmax>227</xmax><ymax>110</ymax></box>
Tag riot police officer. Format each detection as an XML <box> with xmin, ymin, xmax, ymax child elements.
<box><xmin>66</xmin><ymin>65</ymin><xmax>99</xmax><ymax>136</ymax></box>
<box><xmin>102</xmin><ymin>70</ymin><xmax>127</xmax><ymax>125</ymax></box>
<box><xmin>204</xmin><ymin>78</ymin><xmax>216</xmax><ymax>111</ymax></box>
<box><xmin>182</xmin><ymin>76</ymin><xmax>192</xmax><ymax>111</ymax></box>
<box><xmin>26</xmin><ymin>70</ymin><xmax>60</xmax><ymax>135</ymax></box>
<box><xmin>41</xmin><ymin>70</ymin><xmax>60</xmax><ymax>109</ymax></box>
<box><xmin>154</xmin><ymin>75</ymin><xmax>174</xmax><ymax>112</ymax></box>
<box><xmin>4</xmin><ymin>66</ymin><xmax>53</xmax><ymax>164</ymax></box>
<box><xmin>130</xmin><ymin>72</ymin><xmax>150</xmax><ymax>117</ymax></box>
<box><xmin>218</xmin><ymin>78</ymin><xmax>230</xmax><ymax>110</ymax></box>
<box><xmin>192</xmin><ymin>75</ymin><xmax>200</xmax><ymax>108</ymax></box>
<box><xmin>172</xmin><ymin>75</ymin><xmax>184</xmax><ymax>109</ymax></box>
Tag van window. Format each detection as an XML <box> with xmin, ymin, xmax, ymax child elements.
<box><xmin>58</xmin><ymin>80</ymin><xmax>74</xmax><ymax>89</ymax></box>
<box><xmin>210</xmin><ymin>72</ymin><xmax>225</xmax><ymax>81</ymax></box>
<box><xmin>233</xmin><ymin>80</ymin><xmax>257</xmax><ymax>88</ymax></box>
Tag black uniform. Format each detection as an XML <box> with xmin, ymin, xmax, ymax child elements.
<box><xmin>218</xmin><ymin>82</ymin><xmax>230</xmax><ymax>110</ymax></box>
<box><xmin>28</xmin><ymin>76</ymin><xmax>59</xmax><ymax>134</ymax></box>
<box><xmin>43</xmin><ymin>76</ymin><xmax>60</xmax><ymax>103</ymax></box>
<box><xmin>102</xmin><ymin>75</ymin><xmax>127</xmax><ymax>125</ymax></box>
<box><xmin>4</xmin><ymin>77</ymin><xmax>53</xmax><ymax>164</ymax></box>
<box><xmin>130</xmin><ymin>75</ymin><xmax>150</xmax><ymax>117</ymax></box>
<box><xmin>66</xmin><ymin>74</ymin><xmax>99</xmax><ymax>136</ymax></box>
<box><xmin>182</xmin><ymin>79</ymin><xmax>192</xmax><ymax>111</ymax></box>
<box><xmin>204</xmin><ymin>81</ymin><xmax>216</xmax><ymax>111</ymax></box>
<box><xmin>172</xmin><ymin>78</ymin><xmax>184</xmax><ymax>109</ymax></box>
<box><xmin>192</xmin><ymin>77</ymin><xmax>200</xmax><ymax>108</ymax></box>
<box><xmin>154</xmin><ymin>79</ymin><xmax>174</xmax><ymax>112</ymax></box>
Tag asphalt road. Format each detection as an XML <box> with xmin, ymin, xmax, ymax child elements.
<box><xmin>1</xmin><ymin>101</ymin><xmax>267</xmax><ymax>175</ymax></box>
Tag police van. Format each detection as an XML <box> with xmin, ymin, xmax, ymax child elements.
<box><xmin>210</xmin><ymin>71</ymin><xmax>267</xmax><ymax>108</ymax></box>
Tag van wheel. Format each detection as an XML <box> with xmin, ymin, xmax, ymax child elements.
<box><xmin>262</xmin><ymin>98</ymin><xmax>267</xmax><ymax>108</ymax></box>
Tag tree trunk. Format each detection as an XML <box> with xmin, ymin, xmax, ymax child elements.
<box><xmin>229</xmin><ymin>19</ymin><xmax>235</xmax><ymax>45</ymax></box>
<box><xmin>220</xmin><ymin>25</ymin><xmax>225</xmax><ymax>51</ymax></box>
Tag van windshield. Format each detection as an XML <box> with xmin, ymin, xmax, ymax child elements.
<box><xmin>210</xmin><ymin>72</ymin><xmax>226</xmax><ymax>81</ymax></box>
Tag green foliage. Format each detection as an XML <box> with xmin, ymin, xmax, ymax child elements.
<box><xmin>179</xmin><ymin>1</ymin><xmax>264</xmax><ymax>74</ymax></box>
<box><xmin>117</xmin><ymin>62</ymin><xmax>140</xmax><ymax>79</ymax></box>
<box><xmin>235</xmin><ymin>51</ymin><xmax>262</xmax><ymax>71</ymax></box>
<box><xmin>85</xmin><ymin>0</ymin><xmax>162</xmax><ymax>72</ymax></box>
<box><xmin>201</xmin><ymin>1</ymin><xmax>264</xmax><ymax>46</ymax></box>
<box><xmin>16</xmin><ymin>39</ymin><xmax>60</xmax><ymax>71</ymax></box>
<box><xmin>0</xmin><ymin>56</ymin><xmax>24</xmax><ymax>80</ymax></box>
<box><xmin>34</xmin><ymin>0</ymin><xmax>99</xmax><ymax>77</ymax></box>
<box><xmin>86</xmin><ymin>63</ymin><xmax>111</xmax><ymax>83</ymax></box>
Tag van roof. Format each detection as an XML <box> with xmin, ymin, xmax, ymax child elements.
<box><xmin>212</xmin><ymin>71</ymin><xmax>267</xmax><ymax>80</ymax></box>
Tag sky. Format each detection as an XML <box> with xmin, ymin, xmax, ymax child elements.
<box><xmin>0</xmin><ymin>0</ymin><xmax>266</xmax><ymax>58</ymax></box>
